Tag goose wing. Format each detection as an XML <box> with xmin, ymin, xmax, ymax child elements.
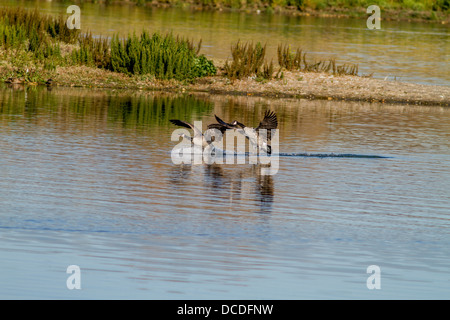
<box><xmin>207</xmin><ymin>123</ymin><xmax>229</xmax><ymax>134</ymax></box>
<box><xmin>214</xmin><ymin>115</ymin><xmax>234</xmax><ymax>127</ymax></box>
<box><xmin>170</xmin><ymin>119</ymin><xmax>193</xmax><ymax>129</ymax></box>
<box><xmin>169</xmin><ymin>119</ymin><xmax>202</xmax><ymax>137</ymax></box>
<box><xmin>256</xmin><ymin>111</ymin><xmax>277</xmax><ymax>142</ymax></box>
<box><xmin>256</xmin><ymin>111</ymin><xmax>277</xmax><ymax>130</ymax></box>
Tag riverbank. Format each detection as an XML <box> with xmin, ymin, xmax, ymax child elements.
<box><xmin>0</xmin><ymin>6</ymin><xmax>448</xmax><ymax>107</ymax></box>
<box><xmin>157</xmin><ymin>2</ymin><xmax>450</xmax><ymax>24</ymax></box>
<box><xmin>54</xmin><ymin>0</ymin><xmax>450</xmax><ymax>24</ymax></box>
<box><xmin>3</xmin><ymin>62</ymin><xmax>448</xmax><ymax>107</ymax></box>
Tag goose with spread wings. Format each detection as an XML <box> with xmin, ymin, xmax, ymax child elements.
<box><xmin>214</xmin><ymin>111</ymin><xmax>277</xmax><ymax>154</ymax></box>
<box><xmin>169</xmin><ymin>119</ymin><xmax>233</xmax><ymax>152</ymax></box>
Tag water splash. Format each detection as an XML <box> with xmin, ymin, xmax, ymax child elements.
<box><xmin>279</xmin><ymin>152</ymin><xmax>391</xmax><ymax>159</ymax></box>
<box><xmin>171</xmin><ymin>147</ymin><xmax>391</xmax><ymax>159</ymax></box>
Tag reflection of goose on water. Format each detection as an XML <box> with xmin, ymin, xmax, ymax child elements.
<box><xmin>169</xmin><ymin>119</ymin><xmax>233</xmax><ymax>153</ymax></box>
<box><xmin>215</xmin><ymin>110</ymin><xmax>278</xmax><ymax>154</ymax></box>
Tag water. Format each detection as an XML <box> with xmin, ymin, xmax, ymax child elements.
<box><xmin>0</xmin><ymin>85</ymin><xmax>449</xmax><ymax>299</ymax></box>
<box><xmin>0</xmin><ymin>0</ymin><xmax>449</xmax><ymax>86</ymax></box>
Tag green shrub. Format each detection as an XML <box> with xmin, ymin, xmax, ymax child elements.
<box><xmin>109</xmin><ymin>31</ymin><xmax>208</xmax><ymax>80</ymax></box>
<box><xmin>434</xmin><ymin>0</ymin><xmax>450</xmax><ymax>11</ymax></box>
<box><xmin>191</xmin><ymin>55</ymin><xmax>217</xmax><ymax>77</ymax></box>
<box><xmin>71</xmin><ymin>32</ymin><xmax>110</xmax><ymax>68</ymax></box>
<box><xmin>0</xmin><ymin>20</ymin><xmax>28</xmax><ymax>50</ymax></box>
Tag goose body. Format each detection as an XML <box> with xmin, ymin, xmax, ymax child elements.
<box><xmin>215</xmin><ymin>111</ymin><xmax>277</xmax><ymax>154</ymax></box>
<box><xmin>169</xmin><ymin>119</ymin><xmax>233</xmax><ymax>153</ymax></box>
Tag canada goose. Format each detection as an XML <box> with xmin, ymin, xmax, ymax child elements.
<box><xmin>215</xmin><ymin>111</ymin><xmax>277</xmax><ymax>154</ymax></box>
<box><xmin>169</xmin><ymin>119</ymin><xmax>233</xmax><ymax>152</ymax></box>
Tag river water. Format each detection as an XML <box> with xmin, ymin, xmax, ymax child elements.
<box><xmin>0</xmin><ymin>0</ymin><xmax>449</xmax><ymax>300</ymax></box>
<box><xmin>0</xmin><ymin>85</ymin><xmax>449</xmax><ymax>299</ymax></box>
<box><xmin>0</xmin><ymin>0</ymin><xmax>449</xmax><ymax>86</ymax></box>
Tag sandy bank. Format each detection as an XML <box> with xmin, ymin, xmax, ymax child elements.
<box><xmin>191</xmin><ymin>70</ymin><xmax>449</xmax><ymax>106</ymax></box>
<box><xmin>27</xmin><ymin>64</ymin><xmax>449</xmax><ymax>107</ymax></box>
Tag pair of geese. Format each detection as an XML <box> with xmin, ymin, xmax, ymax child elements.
<box><xmin>170</xmin><ymin>111</ymin><xmax>277</xmax><ymax>154</ymax></box>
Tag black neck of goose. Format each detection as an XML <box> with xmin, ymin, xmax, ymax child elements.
<box><xmin>235</xmin><ymin>122</ymin><xmax>246</xmax><ymax>129</ymax></box>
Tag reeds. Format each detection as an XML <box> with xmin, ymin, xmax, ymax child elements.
<box><xmin>0</xmin><ymin>7</ymin><xmax>79</xmax><ymax>44</ymax></box>
<box><xmin>277</xmin><ymin>44</ymin><xmax>359</xmax><ymax>76</ymax></box>
<box><xmin>224</xmin><ymin>41</ymin><xmax>273</xmax><ymax>80</ymax></box>
<box><xmin>277</xmin><ymin>44</ymin><xmax>303</xmax><ymax>71</ymax></box>
<box><xmin>71</xmin><ymin>32</ymin><xmax>111</xmax><ymax>68</ymax></box>
<box><xmin>71</xmin><ymin>30</ymin><xmax>214</xmax><ymax>80</ymax></box>
<box><xmin>0</xmin><ymin>6</ymin><xmax>364</xmax><ymax>85</ymax></box>
<box><xmin>224</xmin><ymin>41</ymin><xmax>359</xmax><ymax>80</ymax></box>
<box><xmin>0</xmin><ymin>7</ymin><xmax>215</xmax><ymax>81</ymax></box>
<box><xmin>0</xmin><ymin>17</ymin><xmax>63</xmax><ymax>62</ymax></box>
<box><xmin>0</xmin><ymin>22</ymin><xmax>27</xmax><ymax>51</ymax></box>
<box><xmin>0</xmin><ymin>6</ymin><xmax>77</xmax><ymax>63</ymax></box>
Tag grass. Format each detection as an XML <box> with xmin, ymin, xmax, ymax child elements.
<box><xmin>1</xmin><ymin>6</ymin><xmax>366</xmax><ymax>88</ymax></box>
<box><xmin>223</xmin><ymin>41</ymin><xmax>359</xmax><ymax>81</ymax></box>
<box><xmin>0</xmin><ymin>6</ymin><xmax>79</xmax><ymax>44</ymax></box>
<box><xmin>70</xmin><ymin>30</ymin><xmax>216</xmax><ymax>81</ymax></box>
<box><xmin>108</xmin><ymin>31</ymin><xmax>214</xmax><ymax>80</ymax></box>
<box><xmin>71</xmin><ymin>32</ymin><xmax>111</xmax><ymax>68</ymax></box>
<box><xmin>223</xmin><ymin>41</ymin><xmax>273</xmax><ymax>80</ymax></box>
<box><xmin>0</xmin><ymin>7</ymin><xmax>79</xmax><ymax>83</ymax></box>
<box><xmin>277</xmin><ymin>44</ymin><xmax>358</xmax><ymax>76</ymax></box>
<box><xmin>0</xmin><ymin>6</ymin><xmax>216</xmax><ymax>83</ymax></box>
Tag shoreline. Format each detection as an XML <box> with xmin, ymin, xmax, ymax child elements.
<box><xmin>0</xmin><ymin>4</ymin><xmax>447</xmax><ymax>107</ymax></box>
<box><xmin>71</xmin><ymin>1</ymin><xmax>450</xmax><ymax>24</ymax></box>
<box><xmin>180</xmin><ymin>5</ymin><xmax>449</xmax><ymax>25</ymax></box>
<box><xmin>3</xmin><ymin>64</ymin><xmax>448</xmax><ymax>107</ymax></box>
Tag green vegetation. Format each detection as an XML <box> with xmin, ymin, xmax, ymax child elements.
<box><xmin>0</xmin><ymin>6</ymin><xmax>216</xmax><ymax>84</ymax></box>
<box><xmin>71</xmin><ymin>32</ymin><xmax>111</xmax><ymax>68</ymax></box>
<box><xmin>58</xmin><ymin>0</ymin><xmax>449</xmax><ymax>14</ymax></box>
<box><xmin>224</xmin><ymin>41</ymin><xmax>273</xmax><ymax>80</ymax></box>
<box><xmin>70</xmin><ymin>29</ymin><xmax>216</xmax><ymax>80</ymax></box>
<box><xmin>277</xmin><ymin>44</ymin><xmax>358</xmax><ymax>76</ymax></box>
<box><xmin>0</xmin><ymin>6</ymin><xmax>363</xmax><ymax>87</ymax></box>
<box><xmin>223</xmin><ymin>41</ymin><xmax>358</xmax><ymax>80</ymax></box>
<box><xmin>108</xmin><ymin>32</ymin><xmax>215</xmax><ymax>80</ymax></box>
<box><xmin>0</xmin><ymin>7</ymin><xmax>76</xmax><ymax>61</ymax></box>
<box><xmin>0</xmin><ymin>7</ymin><xmax>78</xmax><ymax>83</ymax></box>
<box><xmin>296</xmin><ymin>0</ymin><xmax>448</xmax><ymax>12</ymax></box>
<box><xmin>0</xmin><ymin>5</ymin><xmax>380</xmax><ymax>91</ymax></box>
<box><xmin>0</xmin><ymin>7</ymin><xmax>79</xmax><ymax>44</ymax></box>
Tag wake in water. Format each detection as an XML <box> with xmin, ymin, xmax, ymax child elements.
<box><xmin>171</xmin><ymin>147</ymin><xmax>390</xmax><ymax>159</ymax></box>
<box><xmin>279</xmin><ymin>152</ymin><xmax>391</xmax><ymax>159</ymax></box>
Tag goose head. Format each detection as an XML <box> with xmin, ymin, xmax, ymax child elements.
<box><xmin>178</xmin><ymin>133</ymin><xmax>192</xmax><ymax>142</ymax></box>
<box><xmin>231</xmin><ymin>120</ymin><xmax>246</xmax><ymax>129</ymax></box>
